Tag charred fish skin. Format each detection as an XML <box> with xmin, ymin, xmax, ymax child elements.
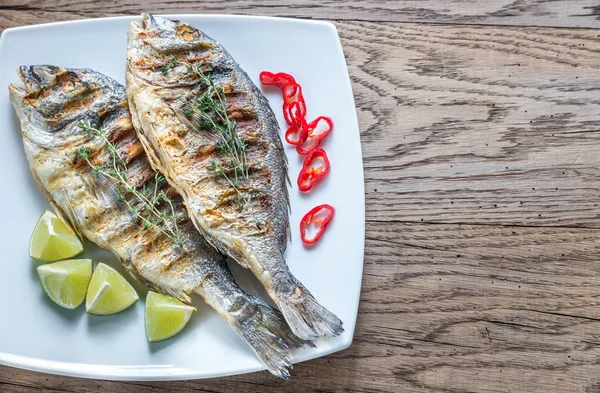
<box><xmin>126</xmin><ymin>14</ymin><xmax>343</xmax><ymax>340</ymax></box>
<box><xmin>8</xmin><ymin>65</ymin><xmax>310</xmax><ymax>379</ymax></box>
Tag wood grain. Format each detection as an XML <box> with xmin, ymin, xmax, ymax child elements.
<box><xmin>1</xmin><ymin>0</ymin><xmax>600</xmax><ymax>29</ymax></box>
<box><xmin>5</xmin><ymin>222</ymin><xmax>600</xmax><ymax>392</ymax></box>
<box><xmin>4</xmin><ymin>1</ymin><xmax>600</xmax><ymax>392</ymax></box>
<box><xmin>343</xmin><ymin>21</ymin><xmax>600</xmax><ymax>228</ymax></box>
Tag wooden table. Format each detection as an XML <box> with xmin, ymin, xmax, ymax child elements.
<box><xmin>3</xmin><ymin>1</ymin><xmax>600</xmax><ymax>392</ymax></box>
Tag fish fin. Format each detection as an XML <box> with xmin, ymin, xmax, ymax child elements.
<box><xmin>254</xmin><ymin>83</ymin><xmax>292</xmax><ymax>241</ymax></box>
<box><xmin>233</xmin><ymin>299</ymin><xmax>314</xmax><ymax>379</ymax></box>
<box><xmin>274</xmin><ymin>284</ymin><xmax>344</xmax><ymax>340</ymax></box>
<box><xmin>119</xmin><ymin>257</ymin><xmax>193</xmax><ymax>303</ymax></box>
<box><xmin>127</xmin><ymin>89</ymin><xmax>170</xmax><ymax>176</ymax></box>
<box><xmin>281</xmin><ymin>156</ymin><xmax>291</xmax><ymax>246</ymax></box>
<box><xmin>206</xmin><ymin>236</ymin><xmax>250</xmax><ymax>269</ymax></box>
<box><xmin>56</xmin><ymin>192</ymin><xmax>84</xmax><ymax>240</ymax></box>
<box><xmin>171</xmin><ymin>105</ymin><xmax>200</xmax><ymax>134</ymax></box>
<box><xmin>8</xmin><ymin>83</ymin><xmax>26</xmax><ymax>104</ymax></box>
<box><xmin>23</xmin><ymin>166</ymin><xmax>85</xmax><ymax>241</ymax></box>
<box><xmin>186</xmin><ymin>215</ymin><xmax>252</xmax><ymax>269</ymax></box>
<box><xmin>86</xmin><ymin>173</ymin><xmax>126</xmax><ymax>211</ymax></box>
<box><xmin>165</xmin><ymin>91</ymin><xmax>225</xmax><ymax>146</ymax></box>
<box><xmin>164</xmin><ymin>91</ymin><xmax>203</xmax><ymax>133</ymax></box>
<box><xmin>149</xmin><ymin>283</ymin><xmax>192</xmax><ymax>304</ymax></box>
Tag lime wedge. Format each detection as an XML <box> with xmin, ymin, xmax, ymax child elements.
<box><xmin>86</xmin><ymin>263</ymin><xmax>139</xmax><ymax>315</ymax></box>
<box><xmin>30</xmin><ymin>210</ymin><xmax>83</xmax><ymax>262</ymax></box>
<box><xmin>37</xmin><ymin>259</ymin><xmax>92</xmax><ymax>309</ymax></box>
<box><xmin>145</xmin><ymin>291</ymin><xmax>196</xmax><ymax>343</ymax></box>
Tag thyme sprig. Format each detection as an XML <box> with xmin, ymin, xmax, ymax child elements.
<box><xmin>76</xmin><ymin>122</ymin><xmax>184</xmax><ymax>246</ymax></box>
<box><xmin>159</xmin><ymin>55</ymin><xmax>179</xmax><ymax>75</ymax></box>
<box><xmin>209</xmin><ymin>159</ymin><xmax>251</xmax><ymax>206</ymax></box>
<box><xmin>183</xmin><ymin>61</ymin><xmax>251</xmax><ymax>208</ymax></box>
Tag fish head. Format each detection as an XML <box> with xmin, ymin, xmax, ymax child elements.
<box><xmin>131</xmin><ymin>14</ymin><xmax>212</xmax><ymax>53</ymax></box>
<box><xmin>9</xmin><ymin>65</ymin><xmax>127</xmax><ymax>151</ymax></box>
<box><xmin>17</xmin><ymin>65</ymin><xmax>63</xmax><ymax>95</ymax></box>
<box><xmin>10</xmin><ymin>66</ymin><xmax>138</xmax><ymax>228</ymax></box>
<box><xmin>127</xmin><ymin>14</ymin><xmax>216</xmax><ymax>87</ymax></box>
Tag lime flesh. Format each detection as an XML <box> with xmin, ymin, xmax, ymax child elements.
<box><xmin>30</xmin><ymin>211</ymin><xmax>83</xmax><ymax>262</ymax></box>
<box><xmin>85</xmin><ymin>263</ymin><xmax>139</xmax><ymax>315</ymax></box>
<box><xmin>145</xmin><ymin>291</ymin><xmax>196</xmax><ymax>343</ymax></box>
<box><xmin>37</xmin><ymin>259</ymin><xmax>92</xmax><ymax>309</ymax></box>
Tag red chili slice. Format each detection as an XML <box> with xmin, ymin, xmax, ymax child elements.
<box><xmin>260</xmin><ymin>71</ymin><xmax>337</xmax><ymax>243</ymax></box>
<box><xmin>282</xmin><ymin>84</ymin><xmax>307</xmax><ymax>126</ymax></box>
<box><xmin>282</xmin><ymin>83</ymin><xmax>300</xmax><ymax>101</ymax></box>
<box><xmin>297</xmin><ymin>148</ymin><xmax>330</xmax><ymax>192</ymax></box>
<box><xmin>259</xmin><ymin>71</ymin><xmax>296</xmax><ymax>88</ymax></box>
<box><xmin>283</xmin><ymin>98</ymin><xmax>305</xmax><ymax>126</ymax></box>
<box><xmin>296</xmin><ymin>116</ymin><xmax>333</xmax><ymax>155</ymax></box>
<box><xmin>259</xmin><ymin>72</ymin><xmax>307</xmax><ymax>127</ymax></box>
<box><xmin>285</xmin><ymin>115</ymin><xmax>308</xmax><ymax>145</ymax></box>
<box><xmin>307</xmin><ymin>116</ymin><xmax>333</xmax><ymax>139</ymax></box>
<box><xmin>283</xmin><ymin>100</ymin><xmax>306</xmax><ymax>126</ymax></box>
<box><xmin>295</xmin><ymin>135</ymin><xmax>320</xmax><ymax>155</ymax></box>
<box><xmin>300</xmin><ymin>204</ymin><xmax>335</xmax><ymax>245</ymax></box>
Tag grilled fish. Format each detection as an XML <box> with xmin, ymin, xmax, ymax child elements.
<box><xmin>9</xmin><ymin>65</ymin><xmax>309</xmax><ymax>379</ymax></box>
<box><xmin>126</xmin><ymin>14</ymin><xmax>343</xmax><ymax>340</ymax></box>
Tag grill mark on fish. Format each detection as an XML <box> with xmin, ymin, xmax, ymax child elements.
<box><xmin>9</xmin><ymin>65</ymin><xmax>311</xmax><ymax>379</ymax></box>
<box><xmin>126</xmin><ymin>14</ymin><xmax>343</xmax><ymax>340</ymax></box>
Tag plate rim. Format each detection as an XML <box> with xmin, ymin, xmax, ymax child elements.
<box><xmin>0</xmin><ymin>13</ymin><xmax>338</xmax><ymax>38</ymax></box>
<box><xmin>0</xmin><ymin>13</ymin><xmax>365</xmax><ymax>381</ymax></box>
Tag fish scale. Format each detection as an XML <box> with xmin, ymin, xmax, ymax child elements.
<box><xmin>126</xmin><ymin>14</ymin><xmax>343</xmax><ymax>340</ymax></box>
<box><xmin>9</xmin><ymin>65</ymin><xmax>309</xmax><ymax>379</ymax></box>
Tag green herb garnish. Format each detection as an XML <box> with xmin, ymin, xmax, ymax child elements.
<box><xmin>158</xmin><ymin>55</ymin><xmax>179</xmax><ymax>75</ymax></box>
<box><xmin>154</xmin><ymin>58</ymin><xmax>251</xmax><ymax>209</ymax></box>
<box><xmin>76</xmin><ymin>122</ymin><xmax>184</xmax><ymax>246</ymax></box>
<box><xmin>185</xmin><ymin>62</ymin><xmax>251</xmax><ymax>209</ymax></box>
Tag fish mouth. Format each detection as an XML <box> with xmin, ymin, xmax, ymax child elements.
<box><xmin>139</xmin><ymin>13</ymin><xmax>154</xmax><ymax>30</ymax></box>
<box><xmin>139</xmin><ymin>13</ymin><xmax>170</xmax><ymax>32</ymax></box>
<box><xmin>8</xmin><ymin>65</ymin><xmax>62</xmax><ymax>107</ymax></box>
<box><xmin>138</xmin><ymin>13</ymin><xmax>182</xmax><ymax>36</ymax></box>
<box><xmin>17</xmin><ymin>65</ymin><xmax>63</xmax><ymax>94</ymax></box>
<box><xmin>131</xmin><ymin>14</ymin><xmax>206</xmax><ymax>54</ymax></box>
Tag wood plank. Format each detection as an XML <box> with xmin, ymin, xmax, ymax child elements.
<box><xmin>1</xmin><ymin>1</ymin><xmax>600</xmax><ymax>30</ymax></box>
<box><xmin>340</xmin><ymin>21</ymin><xmax>600</xmax><ymax>227</ymax></box>
<box><xmin>3</xmin><ymin>7</ymin><xmax>600</xmax><ymax>393</ymax></box>
<box><xmin>0</xmin><ymin>9</ymin><xmax>81</xmax><ymax>33</ymax></box>
<box><xmin>4</xmin><ymin>221</ymin><xmax>600</xmax><ymax>392</ymax></box>
<box><xmin>2</xmin><ymin>17</ymin><xmax>599</xmax><ymax>228</ymax></box>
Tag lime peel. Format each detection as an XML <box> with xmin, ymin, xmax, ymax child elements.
<box><xmin>86</xmin><ymin>263</ymin><xmax>139</xmax><ymax>316</ymax></box>
<box><xmin>37</xmin><ymin>259</ymin><xmax>92</xmax><ymax>309</ymax></box>
<box><xmin>145</xmin><ymin>291</ymin><xmax>196</xmax><ymax>343</ymax></box>
<box><xmin>30</xmin><ymin>210</ymin><xmax>83</xmax><ymax>262</ymax></box>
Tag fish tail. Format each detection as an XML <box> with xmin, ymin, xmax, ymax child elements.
<box><xmin>234</xmin><ymin>299</ymin><xmax>314</xmax><ymax>379</ymax></box>
<box><xmin>274</xmin><ymin>284</ymin><xmax>344</xmax><ymax>340</ymax></box>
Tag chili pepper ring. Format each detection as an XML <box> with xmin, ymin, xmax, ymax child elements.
<box><xmin>300</xmin><ymin>204</ymin><xmax>335</xmax><ymax>245</ymax></box>
<box><xmin>297</xmin><ymin>148</ymin><xmax>331</xmax><ymax>192</ymax></box>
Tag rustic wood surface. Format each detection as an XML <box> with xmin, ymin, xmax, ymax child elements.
<box><xmin>2</xmin><ymin>0</ymin><xmax>600</xmax><ymax>28</ymax></box>
<box><xmin>3</xmin><ymin>1</ymin><xmax>600</xmax><ymax>392</ymax></box>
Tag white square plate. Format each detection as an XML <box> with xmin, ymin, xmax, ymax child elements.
<box><xmin>0</xmin><ymin>15</ymin><xmax>364</xmax><ymax>380</ymax></box>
